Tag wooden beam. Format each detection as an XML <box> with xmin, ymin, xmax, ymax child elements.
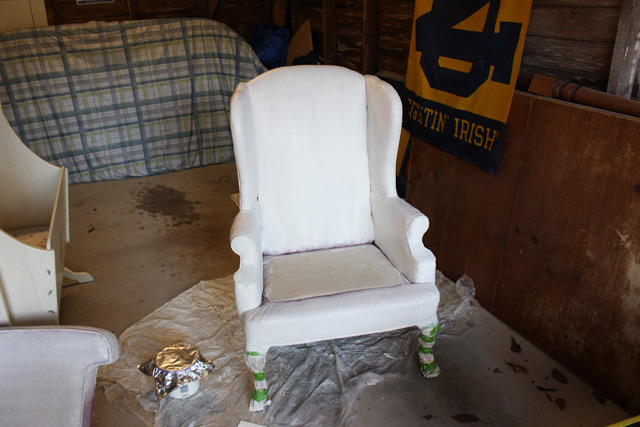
<box><xmin>290</xmin><ymin>0</ymin><xmax>304</xmax><ymax>34</ymax></box>
<box><xmin>273</xmin><ymin>0</ymin><xmax>288</xmax><ymax>27</ymax></box>
<box><xmin>43</xmin><ymin>0</ymin><xmax>60</xmax><ymax>25</ymax></box>
<box><xmin>363</xmin><ymin>0</ymin><xmax>379</xmax><ymax>74</ymax></box>
<box><xmin>607</xmin><ymin>0</ymin><xmax>640</xmax><ymax>98</ymax></box>
<box><xmin>207</xmin><ymin>0</ymin><xmax>219</xmax><ymax>19</ymax></box>
<box><xmin>323</xmin><ymin>0</ymin><xmax>337</xmax><ymax>65</ymax></box>
<box><xmin>529</xmin><ymin>74</ymin><xmax>640</xmax><ymax>117</ymax></box>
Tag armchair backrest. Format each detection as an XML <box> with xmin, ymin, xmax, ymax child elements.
<box><xmin>231</xmin><ymin>66</ymin><xmax>400</xmax><ymax>256</ymax></box>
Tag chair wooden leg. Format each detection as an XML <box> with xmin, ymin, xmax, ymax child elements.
<box><xmin>418</xmin><ymin>323</ymin><xmax>441</xmax><ymax>378</ymax></box>
<box><xmin>245</xmin><ymin>348</ymin><xmax>271</xmax><ymax>412</ymax></box>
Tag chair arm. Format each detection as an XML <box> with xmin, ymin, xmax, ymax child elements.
<box><xmin>230</xmin><ymin>208</ymin><xmax>264</xmax><ymax>315</ymax></box>
<box><xmin>370</xmin><ymin>191</ymin><xmax>436</xmax><ymax>284</ymax></box>
<box><xmin>0</xmin><ymin>326</ymin><xmax>119</xmax><ymax>427</ymax></box>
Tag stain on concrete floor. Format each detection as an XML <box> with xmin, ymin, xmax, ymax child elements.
<box><xmin>134</xmin><ymin>184</ymin><xmax>200</xmax><ymax>226</ymax></box>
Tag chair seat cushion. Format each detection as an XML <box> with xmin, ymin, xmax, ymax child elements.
<box><xmin>243</xmin><ymin>281</ymin><xmax>440</xmax><ymax>348</ymax></box>
<box><xmin>263</xmin><ymin>244</ymin><xmax>404</xmax><ymax>302</ymax></box>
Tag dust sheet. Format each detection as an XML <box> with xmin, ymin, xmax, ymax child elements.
<box><xmin>98</xmin><ymin>273</ymin><xmax>477</xmax><ymax>426</ymax></box>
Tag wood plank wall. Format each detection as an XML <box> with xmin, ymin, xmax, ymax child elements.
<box><xmin>407</xmin><ymin>92</ymin><xmax>640</xmax><ymax>413</ymax></box>
<box><xmin>293</xmin><ymin>0</ymin><xmax>629</xmax><ymax>94</ymax></box>
<box><xmin>211</xmin><ymin>0</ymin><xmax>272</xmax><ymax>42</ymax></box>
<box><xmin>43</xmin><ymin>0</ymin><xmax>629</xmax><ymax>95</ymax></box>
<box><xmin>521</xmin><ymin>0</ymin><xmax>622</xmax><ymax>91</ymax></box>
<box><xmin>43</xmin><ymin>0</ymin><xmax>272</xmax><ymax>43</ymax></box>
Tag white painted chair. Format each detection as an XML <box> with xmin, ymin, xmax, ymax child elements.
<box><xmin>0</xmin><ymin>326</ymin><xmax>119</xmax><ymax>427</ymax></box>
<box><xmin>229</xmin><ymin>65</ymin><xmax>441</xmax><ymax>411</ymax></box>
<box><xmin>0</xmin><ymin>106</ymin><xmax>92</xmax><ymax>326</ymax></box>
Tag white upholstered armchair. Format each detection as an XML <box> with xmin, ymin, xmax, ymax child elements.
<box><xmin>229</xmin><ymin>65</ymin><xmax>441</xmax><ymax>411</ymax></box>
<box><xmin>0</xmin><ymin>326</ymin><xmax>119</xmax><ymax>427</ymax></box>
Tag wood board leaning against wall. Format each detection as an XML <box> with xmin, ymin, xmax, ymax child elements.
<box><xmin>407</xmin><ymin>91</ymin><xmax>640</xmax><ymax>414</ymax></box>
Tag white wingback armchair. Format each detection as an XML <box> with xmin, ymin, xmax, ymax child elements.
<box><xmin>230</xmin><ymin>65</ymin><xmax>441</xmax><ymax>411</ymax></box>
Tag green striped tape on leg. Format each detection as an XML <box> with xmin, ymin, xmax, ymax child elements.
<box><xmin>420</xmin><ymin>324</ymin><xmax>441</xmax><ymax>336</ymax></box>
<box><xmin>421</xmin><ymin>361</ymin><xmax>439</xmax><ymax>375</ymax></box>
<box><xmin>252</xmin><ymin>388</ymin><xmax>269</xmax><ymax>403</ymax></box>
<box><xmin>419</xmin><ymin>346</ymin><xmax>434</xmax><ymax>355</ymax></box>
<box><xmin>418</xmin><ymin>323</ymin><xmax>441</xmax><ymax>378</ymax></box>
<box><xmin>419</xmin><ymin>334</ymin><xmax>437</xmax><ymax>344</ymax></box>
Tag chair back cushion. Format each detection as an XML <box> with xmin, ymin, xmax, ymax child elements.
<box><xmin>231</xmin><ymin>66</ymin><xmax>374</xmax><ymax>255</ymax></box>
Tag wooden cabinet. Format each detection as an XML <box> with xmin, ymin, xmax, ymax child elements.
<box><xmin>44</xmin><ymin>0</ymin><xmax>209</xmax><ymax>25</ymax></box>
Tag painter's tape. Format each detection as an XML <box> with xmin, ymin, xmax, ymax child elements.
<box><xmin>419</xmin><ymin>324</ymin><xmax>441</xmax><ymax>378</ymax></box>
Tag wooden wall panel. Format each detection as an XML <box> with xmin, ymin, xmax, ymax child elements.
<box><xmin>43</xmin><ymin>0</ymin><xmax>626</xmax><ymax>95</ymax></box>
<box><xmin>212</xmin><ymin>0</ymin><xmax>271</xmax><ymax>43</ymax></box>
<box><xmin>302</xmin><ymin>0</ymin><xmax>324</xmax><ymax>60</ymax></box>
<box><xmin>136</xmin><ymin>0</ymin><xmax>206</xmax><ymax>20</ymax></box>
<box><xmin>527</xmin><ymin>6</ymin><xmax>619</xmax><ymax>42</ymax></box>
<box><xmin>44</xmin><ymin>0</ymin><xmax>270</xmax><ymax>43</ymax></box>
<box><xmin>335</xmin><ymin>0</ymin><xmax>363</xmax><ymax>71</ymax></box>
<box><xmin>520</xmin><ymin>1</ymin><xmax>621</xmax><ymax>92</ymax></box>
<box><xmin>492</xmin><ymin>94</ymin><xmax>640</xmax><ymax>412</ymax></box>
<box><xmin>378</xmin><ymin>0</ymin><xmax>412</xmax><ymax>76</ymax></box>
<box><xmin>408</xmin><ymin>91</ymin><xmax>640</xmax><ymax>412</ymax></box>
<box><xmin>406</xmin><ymin>95</ymin><xmax>532</xmax><ymax>309</ymax></box>
<box><xmin>363</xmin><ymin>0</ymin><xmax>379</xmax><ymax>74</ymax></box>
<box><xmin>520</xmin><ymin>35</ymin><xmax>613</xmax><ymax>90</ymax></box>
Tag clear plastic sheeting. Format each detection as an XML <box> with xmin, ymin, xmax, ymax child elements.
<box><xmin>435</xmin><ymin>271</ymin><xmax>480</xmax><ymax>336</ymax></box>
<box><xmin>98</xmin><ymin>271</ymin><xmax>477</xmax><ymax>426</ymax></box>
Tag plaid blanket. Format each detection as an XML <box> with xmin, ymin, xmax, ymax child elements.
<box><xmin>0</xmin><ymin>18</ymin><xmax>265</xmax><ymax>183</ymax></box>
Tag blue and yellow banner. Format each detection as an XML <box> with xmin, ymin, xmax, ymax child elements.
<box><xmin>403</xmin><ymin>0</ymin><xmax>532</xmax><ymax>173</ymax></box>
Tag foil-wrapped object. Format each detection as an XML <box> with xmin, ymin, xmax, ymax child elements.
<box><xmin>138</xmin><ymin>343</ymin><xmax>215</xmax><ymax>400</ymax></box>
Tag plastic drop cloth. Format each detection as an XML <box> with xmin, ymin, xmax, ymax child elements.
<box><xmin>435</xmin><ymin>271</ymin><xmax>480</xmax><ymax>336</ymax></box>
<box><xmin>98</xmin><ymin>272</ymin><xmax>478</xmax><ymax>426</ymax></box>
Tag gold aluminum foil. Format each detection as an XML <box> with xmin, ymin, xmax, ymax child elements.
<box><xmin>138</xmin><ymin>343</ymin><xmax>215</xmax><ymax>400</ymax></box>
<box><xmin>156</xmin><ymin>343</ymin><xmax>199</xmax><ymax>371</ymax></box>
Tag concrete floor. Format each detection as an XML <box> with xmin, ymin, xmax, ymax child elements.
<box><xmin>60</xmin><ymin>163</ymin><xmax>630</xmax><ymax>427</ymax></box>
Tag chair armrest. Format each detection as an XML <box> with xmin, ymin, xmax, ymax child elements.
<box><xmin>230</xmin><ymin>207</ymin><xmax>264</xmax><ymax>315</ymax></box>
<box><xmin>0</xmin><ymin>326</ymin><xmax>119</xmax><ymax>427</ymax></box>
<box><xmin>370</xmin><ymin>191</ymin><xmax>436</xmax><ymax>284</ymax></box>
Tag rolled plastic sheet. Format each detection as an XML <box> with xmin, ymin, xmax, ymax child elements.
<box><xmin>138</xmin><ymin>343</ymin><xmax>215</xmax><ymax>400</ymax></box>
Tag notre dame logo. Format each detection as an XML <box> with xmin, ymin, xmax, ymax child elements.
<box><xmin>416</xmin><ymin>0</ymin><xmax>522</xmax><ymax>98</ymax></box>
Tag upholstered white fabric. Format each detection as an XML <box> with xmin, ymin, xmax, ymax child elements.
<box><xmin>365</xmin><ymin>74</ymin><xmax>403</xmax><ymax>197</ymax></box>
<box><xmin>243</xmin><ymin>282</ymin><xmax>439</xmax><ymax>348</ymax></box>
<box><xmin>229</xmin><ymin>66</ymin><xmax>440</xmax><ymax>411</ymax></box>
<box><xmin>230</xmin><ymin>206</ymin><xmax>264</xmax><ymax>315</ymax></box>
<box><xmin>263</xmin><ymin>244</ymin><xmax>404</xmax><ymax>302</ymax></box>
<box><xmin>370</xmin><ymin>192</ymin><xmax>436</xmax><ymax>284</ymax></box>
<box><xmin>231</xmin><ymin>66</ymin><xmax>374</xmax><ymax>256</ymax></box>
<box><xmin>0</xmin><ymin>326</ymin><xmax>119</xmax><ymax>427</ymax></box>
<box><xmin>229</xmin><ymin>65</ymin><xmax>438</xmax><ymax>317</ymax></box>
